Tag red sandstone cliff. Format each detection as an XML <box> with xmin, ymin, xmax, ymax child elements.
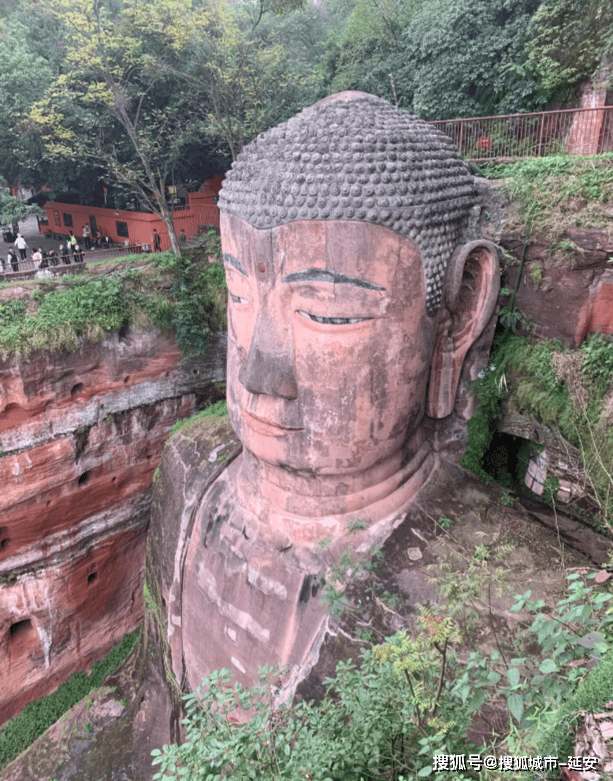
<box><xmin>0</xmin><ymin>329</ymin><xmax>226</xmax><ymax>724</ymax></box>
<box><xmin>499</xmin><ymin>229</ymin><xmax>613</xmax><ymax>346</ymax></box>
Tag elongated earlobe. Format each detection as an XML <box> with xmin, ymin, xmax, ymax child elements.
<box><xmin>428</xmin><ymin>240</ymin><xmax>500</xmax><ymax>418</ymax></box>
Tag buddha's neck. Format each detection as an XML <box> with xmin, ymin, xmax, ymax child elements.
<box><xmin>234</xmin><ymin>428</ymin><xmax>435</xmax><ymax>539</ymax></box>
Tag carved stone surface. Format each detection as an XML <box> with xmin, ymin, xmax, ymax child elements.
<box><xmin>155</xmin><ymin>92</ymin><xmax>500</xmax><ymax>702</ymax></box>
<box><xmin>219</xmin><ymin>91</ymin><xmax>478</xmax><ymax>316</ymax></box>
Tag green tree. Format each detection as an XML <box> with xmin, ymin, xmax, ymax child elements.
<box><xmin>321</xmin><ymin>0</ymin><xmax>423</xmax><ymax>105</ymax></box>
<box><xmin>27</xmin><ymin>0</ymin><xmax>207</xmax><ymax>254</ymax></box>
<box><xmin>321</xmin><ymin>0</ymin><xmax>543</xmax><ymax>118</ymax></box>
<box><xmin>162</xmin><ymin>0</ymin><xmax>317</xmax><ymax>160</ymax></box>
<box><xmin>526</xmin><ymin>0</ymin><xmax>613</xmax><ymax>99</ymax></box>
<box><xmin>0</xmin><ymin>185</ymin><xmax>43</xmax><ymax>231</ymax></box>
<box><xmin>0</xmin><ymin>18</ymin><xmax>53</xmax><ymax>186</ymax></box>
<box><xmin>401</xmin><ymin>0</ymin><xmax>543</xmax><ymax>119</ymax></box>
<box><xmin>25</xmin><ymin>0</ymin><xmax>316</xmax><ymax>250</ymax></box>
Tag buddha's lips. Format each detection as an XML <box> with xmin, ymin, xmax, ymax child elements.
<box><xmin>242</xmin><ymin>410</ymin><xmax>303</xmax><ymax>437</ymax></box>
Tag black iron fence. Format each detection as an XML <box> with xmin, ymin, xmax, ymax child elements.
<box><xmin>430</xmin><ymin>106</ymin><xmax>613</xmax><ymax>162</ymax></box>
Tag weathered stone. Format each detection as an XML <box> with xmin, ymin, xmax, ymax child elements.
<box><xmin>1</xmin><ymin>524</ymin><xmax>146</xmax><ymax>725</ymax></box>
<box><xmin>499</xmin><ymin>230</ymin><xmax>613</xmax><ymax>346</ymax></box>
<box><xmin>153</xmin><ymin>92</ymin><xmax>501</xmax><ymax>704</ymax></box>
<box><xmin>297</xmin><ymin>459</ymin><xmax>607</xmax><ymax>702</ymax></box>
<box><xmin>0</xmin><ymin>329</ymin><xmax>226</xmax><ymax>724</ymax></box>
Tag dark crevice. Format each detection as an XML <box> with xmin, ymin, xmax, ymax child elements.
<box><xmin>10</xmin><ymin>619</ymin><xmax>32</xmax><ymax>639</ymax></box>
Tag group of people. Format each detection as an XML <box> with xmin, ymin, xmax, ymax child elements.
<box><xmin>1</xmin><ymin>231</ymin><xmax>87</xmax><ymax>274</ymax></box>
<box><xmin>82</xmin><ymin>224</ymin><xmax>112</xmax><ymax>249</ymax></box>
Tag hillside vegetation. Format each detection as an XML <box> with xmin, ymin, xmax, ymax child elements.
<box><xmin>0</xmin><ymin>238</ymin><xmax>226</xmax><ymax>360</ymax></box>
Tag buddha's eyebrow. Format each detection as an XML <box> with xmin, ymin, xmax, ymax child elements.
<box><xmin>282</xmin><ymin>269</ymin><xmax>385</xmax><ymax>291</ymax></box>
<box><xmin>222</xmin><ymin>252</ymin><xmax>248</xmax><ymax>277</ymax></box>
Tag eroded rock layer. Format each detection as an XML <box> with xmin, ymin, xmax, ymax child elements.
<box><xmin>499</xmin><ymin>229</ymin><xmax>613</xmax><ymax>346</ymax></box>
<box><xmin>0</xmin><ymin>329</ymin><xmax>226</xmax><ymax>724</ymax></box>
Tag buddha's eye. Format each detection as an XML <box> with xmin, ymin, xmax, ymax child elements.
<box><xmin>298</xmin><ymin>310</ymin><xmax>371</xmax><ymax>325</ymax></box>
<box><xmin>229</xmin><ymin>293</ymin><xmax>249</xmax><ymax>304</ymax></box>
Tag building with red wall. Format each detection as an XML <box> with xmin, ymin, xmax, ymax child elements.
<box><xmin>40</xmin><ymin>177</ymin><xmax>223</xmax><ymax>251</ymax></box>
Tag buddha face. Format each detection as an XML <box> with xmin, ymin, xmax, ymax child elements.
<box><xmin>221</xmin><ymin>213</ymin><xmax>441</xmax><ymax>478</ymax></box>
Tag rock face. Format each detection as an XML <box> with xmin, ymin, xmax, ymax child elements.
<box><xmin>498</xmin><ymin>229</ymin><xmax>613</xmax><ymax>347</ymax></box>
<box><xmin>0</xmin><ymin>329</ymin><xmax>226</xmax><ymax>725</ymax></box>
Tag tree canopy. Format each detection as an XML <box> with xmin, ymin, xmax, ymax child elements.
<box><xmin>0</xmin><ymin>0</ymin><xmax>606</xmax><ymax>238</ymax></box>
<box><xmin>526</xmin><ymin>0</ymin><xmax>613</xmax><ymax>99</ymax></box>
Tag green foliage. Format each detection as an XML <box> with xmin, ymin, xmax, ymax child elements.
<box><xmin>526</xmin><ymin>0</ymin><xmax>613</xmax><ymax>100</ymax></box>
<box><xmin>0</xmin><ymin>252</ymin><xmax>226</xmax><ymax>359</ymax></box>
<box><xmin>151</xmin><ymin>570</ymin><xmax>613</xmax><ymax>781</ymax></box>
<box><xmin>194</xmin><ymin>228</ymin><xmax>222</xmax><ymax>260</ymax></box>
<box><xmin>483</xmin><ymin>154</ymin><xmax>613</xmax><ymax>235</ymax></box>
<box><xmin>0</xmin><ymin>276</ymin><xmax>127</xmax><ymax>357</ymax></box>
<box><xmin>169</xmin><ymin>399</ymin><xmax>228</xmax><ymax>437</ymax></box>
<box><xmin>0</xmin><ymin>628</ymin><xmax>140</xmax><ymax>771</ymax></box>
<box><xmin>581</xmin><ymin>332</ymin><xmax>613</xmax><ymax>389</ymax></box>
<box><xmin>498</xmin><ymin>305</ymin><xmax>533</xmax><ymax>333</ymax></box>
<box><xmin>0</xmin><ymin>14</ymin><xmax>54</xmax><ymax>186</ymax></box>
<box><xmin>539</xmin><ymin>647</ymin><xmax>613</xmax><ymax>760</ymax></box>
<box><xmin>0</xmin><ymin>186</ymin><xmax>43</xmax><ymax>227</ymax></box>
<box><xmin>0</xmin><ymin>298</ymin><xmax>26</xmax><ymax>328</ymax></box>
<box><xmin>400</xmin><ymin>0</ymin><xmax>544</xmax><ymax>120</ymax></box>
<box><xmin>316</xmin><ymin>540</ymin><xmax>383</xmax><ymax>617</ymax></box>
<box><xmin>152</xmin><ymin>640</ymin><xmax>475</xmax><ymax>780</ymax></box>
<box><xmin>464</xmin><ymin>329</ymin><xmax>613</xmax><ymax>531</ymax></box>
<box><xmin>180</xmin><ymin>0</ymin><xmax>319</xmax><ymax>161</ymax></box>
<box><xmin>345</xmin><ymin>516</ymin><xmax>368</xmax><ymax>534</ymax></box>
<box><xmin>323</xmin><ymin>0</ymin><xmax>544</xmax><ymax>118</ymax></box>
<box><xmin>166</xmin><ymin>257</ymin><xmax>226</xmax><ymax>358</ymax></box>
<box><xmin>462</xmin><ymin>333</ymin><xmax>525</xmax><ymax>478</ymax></box>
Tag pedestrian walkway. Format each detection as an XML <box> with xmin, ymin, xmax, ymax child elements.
<box><xmin>1</xmin><ymin>216</ymin><xmax>148</xmax><ymax>279</ymax></box>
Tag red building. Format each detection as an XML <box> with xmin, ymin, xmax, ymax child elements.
<box><xmin>40</xmin><ymin>176</ymin><xmax>224</xmax><ymax>251</ymax></box>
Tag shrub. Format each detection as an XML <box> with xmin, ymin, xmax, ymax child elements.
<box><xmin>0</xmin><ymin>628</ymin><xmax>140</xmax><ymax>771</ymax></box>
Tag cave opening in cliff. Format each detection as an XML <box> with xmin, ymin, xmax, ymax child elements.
<box><xmin>9</xmin><ymin>619</ymin><xmax>32</xmax><ymax>639</ymax></box>
<box><xmin>88</xmin><ymin>572</ymin><xmax>98</xmax><ymax>585</ymax></box>
<box><xmin>71</xmin><ymin>383</ymin><xmax>85</xmax><ymax>397</ymax></box>
<box><xmin>482</xmin><ymin>433</ymin><xmax>539</xmax><ymax>489</ymax></box>
<box><xmin>0</xmin><ymin>538</ymin><xmax>10</xmax><ymax>549</ymax></box>
<box><xmin>78</xmin><ymin>471</ymin><xmax>90</xmax><ymax>485</ymax></box>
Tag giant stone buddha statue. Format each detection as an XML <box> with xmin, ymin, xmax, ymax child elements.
<box><xmin>155</xmin><ymin>91</ymin><xmax>499</xmax><ymax>700</ymax></box>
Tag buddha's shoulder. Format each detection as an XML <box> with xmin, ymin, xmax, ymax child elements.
<box><xmin>151</xmin><ymin>411</ymin><xmax>240</xmax><ymax>539</ymax></box>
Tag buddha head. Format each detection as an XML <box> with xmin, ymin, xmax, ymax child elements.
<box><xmin>218</xmin><ymin>92</ymin><xmax>499</xmax><ymax>489</ymax></box>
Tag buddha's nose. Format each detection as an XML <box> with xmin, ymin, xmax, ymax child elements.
<box><xmin>238</xmin><ymin>311</ymin><xmax>298</xmax><ymax>400</ymax></box>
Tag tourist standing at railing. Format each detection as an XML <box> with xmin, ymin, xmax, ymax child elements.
<box><xmin>152</xmin><ymin>228</ymin><xmax>161</xmax><ymax>252</ymax></box>
<box><xmin>32</xmin><ymin>248</ymin><xmax>42</xmax><ymax>268</ymax></box>
<box><xmin>68</xmin><ymin>231</ymin><xmax>77</xmax><ymax>254</ymax></box>
<box><xmin>59</xmin><ymin>243</ymin><xmax>70</xmax><ymax>264</ymax></box>
<box><xmin>8</xmin><ymin>247</ymin><xmax>18</xmax><ymax>272</ymax></box>
<box><xmin>14</xmin><ymin>233</ymin><xmax>28</xmax><ymax>260</ymax></box>
<box><xmin>82</xmin><ymin>224</ymin><xmax>91</xmax><ymax>249</ymax></box>
<box><xmin>94</xmin><ymin>228</ymin><xmax>102</xmax><ymax>248</ymax></box>
<box><xmin>47</xmin><ymin>248</ymin><xmax>58</xmax><ymax>266</ymax></box>
<box><xmin>179</xmin><ymin>228</ymin><xmax>186</xmax><ymax>246</ymax></box>
<box><xmin>74</xmin><ymin>244</ymin><xmax>84</xmax><ymax>263</ymax></box>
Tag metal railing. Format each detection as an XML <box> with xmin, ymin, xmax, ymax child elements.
<box><xmin>0</xmin><ymin>244</ymin><xmax>145</xmax><ymax>280</ymax></box>
<box><xmin>430</xmin><ymin>105</ymin><xmax>613</xmax><ymax>162</ymax></box>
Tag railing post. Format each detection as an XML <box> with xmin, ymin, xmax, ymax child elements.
<box><xmin>537</xmin><ymin>112</ymin><xmax>545</xmax><ymax>157</ymax></box>
<box><xmin>458</xmin><ymin>119</ymin><xmax>464</xmax><ymax>157</ymax></box>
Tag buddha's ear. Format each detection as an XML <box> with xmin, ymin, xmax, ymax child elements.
<box><xmin>427</xmin><ymin>240</ymin><xmax>500</xmax><ymax>419</ymax></box>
